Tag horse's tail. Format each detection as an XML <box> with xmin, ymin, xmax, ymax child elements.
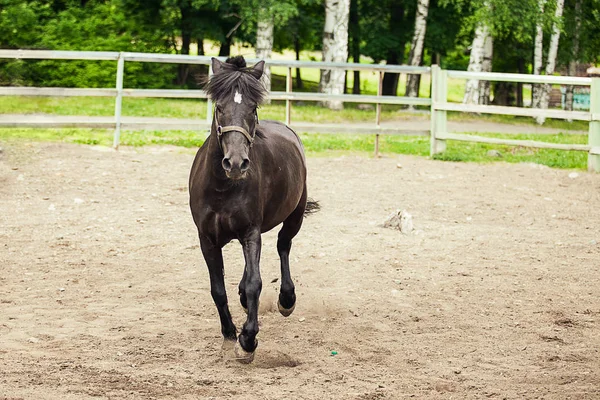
<box><xmin>304</xmin><ymin>198</ymin><xmax>320</xmax><ymax>216</ymax></box>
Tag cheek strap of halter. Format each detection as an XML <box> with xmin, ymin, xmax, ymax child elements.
<box><xmin>214</xmin><ymin>111</ymin><xmax>257</xmax><ymax>147</ymax></box>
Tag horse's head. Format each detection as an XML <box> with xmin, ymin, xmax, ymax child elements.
<box><xmin>206</xmin><ymin>56</ymin><xmax>266</xmax><ymax>180</ymax></box>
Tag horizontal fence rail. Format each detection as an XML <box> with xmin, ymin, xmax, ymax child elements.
<box><xmin>0</xmin><ymin>49</ymin><xmax>430</xmax><ymax>73</ymax></box>
<box><xmin>436</xmin><ymin>132</ymin><xmax>595</xmax><ymax>152</ymax></box>
<box><xmin>0</xmin><ymin>87</ymin><xmax>117</xmax><ymax>97</ymax></box>
<box><xmin>0</xmin><ymin>49</ymin><xmax>120</xmax><ymax>60</ymax></box>
<box><xmin>434</xmin><ymin>102</ymin><xmax>590</xmax><ymax>121</ymax></box>
<box><xmin>431</xmin><ymin>65</ymin><xmax>600</xmax><ymax>171</ymax></box>
<box><xmin>0</xmin><ymin>49</ymin><xmax>599</xmax><ymax>171</ymax></box>
<box><xmin>447</xmin><ymin>70</ymin><xmax>592</xmax><ymax>85</ymax></box>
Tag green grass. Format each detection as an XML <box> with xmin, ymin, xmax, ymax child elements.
<box><xmin>0</xmin><ymin>127</ymin><xmax>589</xmax><ymax>170</ymax></box>
<box><xmin>446</xmin><ymin>111</ymin><xmax>588</xmax><ymax>132</ymax></box>
<box><xmin>0</xmin><ymin>95</ymin><xmax>428</xmax><ymax>123</ymax></box>
<box><xmin>0</xmin><ymin>86</ymin><xmax>592</xmax><ymax>170</ymax></box>
<box><xmin>433</xmin><ymin>132</ymin><xmax>588</xmax><ymax>169</ymax></box>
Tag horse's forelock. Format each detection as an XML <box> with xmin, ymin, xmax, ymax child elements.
<box><xmin>205</xmin><ymin>58</ymin><xmax>267</xmax><ymax>106</ymax></box>
<box><xmin>225</xmin><ymin>56</ymin><xmax>247</xmax><ymax>68</ymax></box>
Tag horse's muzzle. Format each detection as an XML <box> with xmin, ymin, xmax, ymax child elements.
<box><xmin>222</xmin><ymin>156</ymin><xmax>249</xmax><ymax>180</ymax></box>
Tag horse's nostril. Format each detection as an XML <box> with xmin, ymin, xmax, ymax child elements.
<box><xmin>222</xmin><ymin>158</ymin><xmax>232</xmax><ymax>171</ymax></box>
<box><xmin>240</xmin><ymin>159</ymin><xmax>250</xmax><ymax>172</ymax></box>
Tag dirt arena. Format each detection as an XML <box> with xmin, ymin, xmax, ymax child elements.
<box><xmin>1</xmin><ymin>142</ymin><xmax>599</xmax><ymax>399</ymax></box>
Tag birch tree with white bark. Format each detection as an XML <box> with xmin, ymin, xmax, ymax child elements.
<box><xmin>320</xmin><ymin>0</ymin><xmax>350</xmax><ymax>110</ymax></box>
<box><xmin>463</xmin><ymin>23</ymin><xmax>492</xmax><ymax>104</ymax></box>
<box><xmin>565</xmin><ymin>0</ymin><xmax>582</xmax><ymax>112</ymax></box>
<box><xmin>536</xmin><ymin>0</ymin><xmax>565</xmax><ymax>124</ymax></box>
<box><xmin>255</xmin><ymin>8</ymin><xmax>274</xmax><ymax>93</ymax></box>
<box><xmin>236</xmin><ymin>0</ymin><xmax>298</xmax><ymax>93</ymax></box>
<box><xmin>406</xmin><ymin>0</ymin><xmax>430</xmax><ymax>99</ymax></box>
<box><xmin>478</xmin><ymin>32</ymin><xmax>493</xmax><ymax>104</ymax></box>
<box><xmin>531</xmin><ymin>0</ymin><xmax>546</xmax><ymax>109</ymax></box>
<box><xmin>459</xmin><ymin>0</ymin><xmax>543</xmax><ymax>106</ymax></box>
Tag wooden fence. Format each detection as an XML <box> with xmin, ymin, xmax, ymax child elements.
<box><xmin>1</xmin><ymin>49</ymin><xmax>599</xmax><ymax>171</ymax></box>
<box><xmin>430</xmin><ymin>66</ymin><xmax>600</xmax><ymax>172</ymax></box>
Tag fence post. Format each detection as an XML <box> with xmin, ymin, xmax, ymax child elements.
<box><xmin>430</xmin><ymin>64</ymin><xmax>447</xmax><ymax>156</ymax></box>
<box><xmin>112</xmin><ymin>52</ymin><xmax>124</xmax><ymax>149</ymax></box>
<box><xmin>588</xmin><ymin>77</ymin><xmax>600</xmax><ymax>172</ymax></box>
<box><xmin>206</xmin><ymin>63</ymin><xmax>213</xmax><ymax>130</ymax></box>
<box><xmin>375</xmin><ymin>70</ymin><xmax>383</xmax><ymax>157</ymax></box>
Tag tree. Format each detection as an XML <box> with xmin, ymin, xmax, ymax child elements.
<box><xmin>463</xmin><ymin>23</ymin><xmax>491</xmax><ymax>104</ymax></box>
<box><xmin>349</xmin><ymin>0</ymin><xmax>360</xmax><ymax>94</ymax></box>
<box><xmin>406</xmin><ymin>0</ymin><xmax>430</xmax><ymax>99</ymax></box>
<box><xmin>256</xmin><ymin>10</ymin><xmax>274</xmax><ymax>91</ymax></box>
<box><xmin>232</xmin><ymin>0</ymin><xmax>299</xmax><ymax>92</ymax></box>
<box><xmin>122</xmin><ymin>0</ymin><xmax>227</xmax><ymax>85</ymax></box>
<box><xmin>564</xmin><ymin>0</ymin><xmax>582</xmax><ymax>111</ymax></box>
<box><xmin>273</xmin><ymin>0</ymin><xmax>323</xmax><ymax>89</ymax></box>
<box><xmin>536</xmin><ymin>0</ymin><xmax>565</xmax><ymax>124</ymax></box>
<box><xmin>320</xmin><ymin>0</ymin><xmax>350</xmax><ymax>109</ymax></box>
<box><xmin>531</xmin><ymin>0</ymin><xmax>545</xmax><ymax>109</ymax></box>
<box><xmin>358</xmin><ymin>0</ymin><xmax>413</xmax><ymax>96</ymax></box>
<box><xmin>453</xmin><ymin>0</ymin><xmax>539</xmax><ymax>105</ymax></box>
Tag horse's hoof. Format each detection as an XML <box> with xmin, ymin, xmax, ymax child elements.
<box><xmin>234</xmin><ymin>341</ymin><xmax>255</xmax><ymax>364</ymax></box>
<box><xmin>278</xmin><ymin>300</ymin><xmax>296</xmax><ymax>317</ymax></box>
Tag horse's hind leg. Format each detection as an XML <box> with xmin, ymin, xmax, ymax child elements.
<box><xmin>277</xmin><ymin>190</ymin><xmax>307</xmax><ymax>317</ymax></box>
<box><xmin>199</xmin><ymin>236</ymin><xmax>237</xmax><ymax>344</ymax></box>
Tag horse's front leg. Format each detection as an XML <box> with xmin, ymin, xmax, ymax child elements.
<box><xmin>235</xmin><ymin>228</ymin><xmax>262</xmax><ymax>363</ymax></box>
<box><xmin>199</xmin><ymin>236</ymin><xmax>237</xmax><ymax>345</ymax></box>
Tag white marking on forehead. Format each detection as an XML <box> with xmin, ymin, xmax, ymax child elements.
<box><xmin>234</xmin><ymin>90</ymin><xmax>243</xmax><ymax>104</ymax></box>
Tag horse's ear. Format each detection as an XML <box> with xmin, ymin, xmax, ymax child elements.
<box><xmin>211</xmin><ymin>57</ymin><xmax>224</xmax><ymax>74</ymax></box>
<box><xmin>250</xmin><ymin>60</ymin><xmax>265</xmax><ymax>80</ymax></box>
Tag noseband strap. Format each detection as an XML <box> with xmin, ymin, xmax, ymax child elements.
<box><xmin>214</xmin><ymin>111</ymin><xmax>257</xmax><ymax>147</ymax></box>
<box><xmin>217</xmin><ymin>125</ymin><xmax>254</xmax><ymax>145</ymax></box>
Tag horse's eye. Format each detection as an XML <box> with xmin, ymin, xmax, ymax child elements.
<box><xmin>216</xmin><ymin>105</ymin><xmax>223</xmax><ymax>113</ymax></box>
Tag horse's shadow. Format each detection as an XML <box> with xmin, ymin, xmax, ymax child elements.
<box><xmin>220</xmin><ymin>343</ymin><xmax>301</xmax><ymax>369</ymax></box>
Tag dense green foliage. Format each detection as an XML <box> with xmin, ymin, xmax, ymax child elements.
<box><xmin>2</xmin><ymin>0</ymin><xmax>598</xmax><ymax>90</ymax></box>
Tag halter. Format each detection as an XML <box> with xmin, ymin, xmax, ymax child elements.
<box><xmin>214</xmin><ymin>109</ymin><xmax>258</xmax><ymax>149</ymax></box>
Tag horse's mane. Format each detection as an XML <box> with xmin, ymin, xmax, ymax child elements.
<box><xmin>204</xmin><ymin>56</ymin><xmax>267</xmax><ymax>106</ymax></box>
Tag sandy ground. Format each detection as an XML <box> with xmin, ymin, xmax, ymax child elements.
<box><xmin>1</xmin><ymin>142</ymin><xmax>599</xmax><ymax>399</ymax></box>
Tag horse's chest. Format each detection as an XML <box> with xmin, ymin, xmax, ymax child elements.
<box><xmin>198</xmin><ymin>205</ymin><xmax>250</xmax><ymax>244</ymax></box>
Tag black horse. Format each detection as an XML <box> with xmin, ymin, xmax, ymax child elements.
<box><xmin>189</xmin><ymin>56</ymin><xmax>318</xmax><ymax>363</ymax></box>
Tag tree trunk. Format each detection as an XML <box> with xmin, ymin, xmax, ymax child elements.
<box><xmin>382</xmin><ymin>51</ymin><xmax>401</xmax><ymax>95</ymax></box>
<box><xmin>517</xmin><ymin>56</ymin><xmax>525</xmax><ymax>107</ymax></box>
<box><xmin>350</xmin><ymin>0</ymin><xmax>360</xmax><ymax>94</ymax></box>
<box><xmin>294</xmin><ymin>37</ymin><xmax>303</xmax><ymax>89</ymax></box>
<box><xmin>532</xmin><ymin>0</ymin><xmax>546</xmax><ymax>109</ymax></box>
<box><xmin>256</xmin><ymin>10</ymin><xmax>274</xmax><ymax>93</ymax></box>
<box><xmin>177</xmin><ymin>1</ymin><xmax>192</xmax><ymax>86</ymax></box>
<box><xmin>320</xmin><ymin>0</ymin><xmax>350</xmax><ymax>110</ymax></box>
<box><xmin>197</xmin><ymin>37</ymin><xmax>205</xmax><ymax>56</ymax></box>
<box><xmin>219</xmin><ymin>36</ymin><xmax>231</xmax><ymax>57</ymax></box>
<box><xmin>382</xmin><ymin>4</ymin><xmax>405</xmax><ymax>96</ymax></box>
<box><xmin>406</xmin><ymin>0</ymin><xmax>429</xmax><ymax>99</ymax></box>
<box><xmin>491</xmin><ymin>82</ymin><xmax>516</xmax><ymax>106</ymax></box>
<box><xmin>565</xmin><ymin>0</ymin><xmax>582</xmax><ymax>112</ymax></box>
<box><xmin>344</xmin><ymin>70</ymin><xmax>348</xmax><ymax>94</ymax></box>
<box><xmin>463</xmin><ymin>23</ymin><xmax>491</xmax><ymax>104</ymax></box>
<box><xmin>537</xmin><ymin>0</ymin><xmax>565</xmax><ymax>124</ymax></box>
<box><xmin>478</xmin><ymin>32</ymin><xmax>493</xmax><ymax>104</ymax></box>
<box><xmin>195</xmin><ymin>37</ymin><xmax>208</xmax><ymax>82</ymax></box>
